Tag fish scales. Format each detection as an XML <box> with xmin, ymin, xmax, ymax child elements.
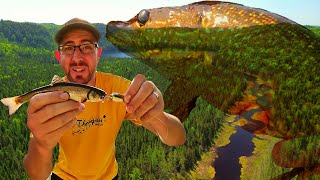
<box><xmin>18</xmin><ymin>83</ymin><xmax>91</xmax><ymax>103</ymax></box>
<box><xmin>106</xmin><ymin>1</ymin><xmax>320</xmax><ymax>138</ymax></box>
<box><xmin>1</xmin><ymin>82</ymin><xmax>107</xmax><ymax>115</ymax></box>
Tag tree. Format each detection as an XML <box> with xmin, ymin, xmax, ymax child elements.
<box><xmin>129</xmin><ymin>168</ymin><xmax>143</xmax><ymax>180</ymax></box>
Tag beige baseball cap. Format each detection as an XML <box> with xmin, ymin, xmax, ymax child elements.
<box><xmin>54</xmin><ymin>17</ymin><xmax>101</xmax><ymax>44</ymax></box>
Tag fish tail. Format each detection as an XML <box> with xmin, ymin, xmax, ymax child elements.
<box><xmin>1</xmin><ymin>96</ymin><xmax>22</xmax><ymax>116</ymax></box>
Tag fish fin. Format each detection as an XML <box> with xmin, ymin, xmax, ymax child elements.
<box><xmin>51</xmin><ymin>75</ymin><xmax>67</xmax><ymax>84</ymax></box>
<box><xmin>1</xmin><ymin>96</ymin><xmax>22</xmax><ymax>116</ymax></box>
<box><xmin>173</xmin><ymin>96</ymin><xmax>198</xmax><ymax>121</ymax></box>
<box><xmin>163</xmin><ymin>79</ymin><xmax>199</xmax><ymax>122</ymax></box>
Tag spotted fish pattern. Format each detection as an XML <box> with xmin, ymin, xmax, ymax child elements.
<box><xmin>106</xmin><ymin>1</ymin><xmax>320</xmax><ymax>140</ymax></box>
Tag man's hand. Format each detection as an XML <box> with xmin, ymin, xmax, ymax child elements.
<box><xmin>124</xmin><ymin>74</ymin><xmax>186</xmax><ymax>146</ymax></box>
<box><xmin>124</xmin><ymin>74</ymin><xmax>164</xmax><ymax>124</ymax></box>
<box><xmin>27</xmin><ymin>91</ymin><xmax>85</xmax><ymax>150</ymax></box>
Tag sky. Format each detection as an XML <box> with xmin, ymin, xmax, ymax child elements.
<box><xmin>0</xmin><ymin>0</ymin><xmax>319</xmax><ymax>26</ymax></box>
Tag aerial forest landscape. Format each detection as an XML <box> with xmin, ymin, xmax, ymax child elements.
<box><xmin>1</xmin><ymin>1</ymin><xmax>320</xmax><ymax>179</ymax></box>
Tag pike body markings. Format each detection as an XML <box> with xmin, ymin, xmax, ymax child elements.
<box><xmin>106</xmin><ymin>0</ymin><xmax>320</xmax><ymax>138</ymax></box>
<box><xmin>106</xmin><ymin>1</ymin><xmax>320</xmax><ymax>173</ymax></box>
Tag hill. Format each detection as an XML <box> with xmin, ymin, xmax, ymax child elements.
<box><xmin>0</xmin><ymin>19</ymin><xmax>123</xmax><ymax>59</ymax></box>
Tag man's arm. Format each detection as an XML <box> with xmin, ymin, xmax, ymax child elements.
<box><xmin>24</xmin><ymin>138</ymin><xmax>53</xmax><ymax>180</ymax></box>
<box><xmin>124</xmin><ymin>74</ymin><xmax>186</xmax><ymax>146</ymax></box>
<box><xmin>144</xmin><ymin>112</ymin><xmax>186</xmax><ymax>146</ymax></box>
<box><xmin>23</xmin><ymin>92</ymin><xmax>84</xmax><ymax>179</ymax></box>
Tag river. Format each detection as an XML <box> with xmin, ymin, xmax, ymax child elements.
<box><xmin>213</xmin><ymin>126</ymin><xmax>255</xmax><ymax>180</ymax></box>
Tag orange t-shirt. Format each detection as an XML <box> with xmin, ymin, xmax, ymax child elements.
<box><xmin>53</xmin><ymin>72</ymin><xmax>130</xmax><ymax>179</ymax></box>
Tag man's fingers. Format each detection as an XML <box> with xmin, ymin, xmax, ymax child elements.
<box><xmin>124</xmin><ymin>74</ymin><xmax>146</xmax><ymax>103</ymax></box>
<box><xmin>45</xmin><ymin>118</ymin><xmax>77</xmax><ymax>144</ymax></box>
<box><xmin>42</xmin><ymin>108</ymin><xmax>83</xmax><ymax>133</ymax></box>
<box><xmin>128</xmin><ymin>81</ymin><xmax>155</xmax><ymax>111</ymax></box>
<box><xmin>28</xmin><ymin>91</ymin><xmax>70</xmax><ymax>114</ymax></box>
<box><xmin>55</xmin><ymin>118</ymin><xmax>77</xmax><ymax>135</ymax></box>
<box><xmin>36</xmin><ymin>100</ymin><xmax>84</xmax><ymax>123</ymax></box>
<box><xmin>135</xmin><ymin>92</ymin><xmax>158</xmax><ymax>118</ymax></box>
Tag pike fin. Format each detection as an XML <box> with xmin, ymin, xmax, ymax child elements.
<box><xmin>172</xmin><ymin>96</ymin><xmax>198</xmax><ymax>121</ymax></box>
<box><xmin>164</xmin><ymin>79</ymin><xmax>199</xmax><ymax>121</ymax></box>
<box><xmin>1</xmin><ymin>96</ymin><xmax>22</xmax><ymax>116</ymax></box>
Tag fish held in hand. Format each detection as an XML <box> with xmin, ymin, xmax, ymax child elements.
<box><xmin>1</xmin><ymin>82</ymin><xmax>107</xmax><ymax>115</ymax></box>
<box><xmin>109</xmin><ymin>92</ymin><xmax>124</xmax><ymax>102</ymax></box>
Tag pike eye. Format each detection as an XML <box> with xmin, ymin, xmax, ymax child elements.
<box><xmin>138</xmin><ymin>9</ymin><xmax>150</xmax><ymax>25</ymax></box>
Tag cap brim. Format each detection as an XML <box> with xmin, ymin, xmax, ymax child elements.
<box><xmin>55</xmin><ymin>23</ymin><xmax>101</xmax><ymax>44</ymax></box>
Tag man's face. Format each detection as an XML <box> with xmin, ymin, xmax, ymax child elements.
<box><xmin>57</xmin><ymin>29</ymin><xmax>101</xmax><ymax>85</ymax></box>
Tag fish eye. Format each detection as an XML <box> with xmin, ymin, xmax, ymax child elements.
<box><xmin>137</xmin><ymin>9</ymin><xmax>150</xmax><ymax>25</ymax></box>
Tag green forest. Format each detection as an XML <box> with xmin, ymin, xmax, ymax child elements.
<box><xmin>0</xmin><ymin>19</ymin><xmax>319</xmax><ymax>179</ymax></box>
<box><xmin>0</xmin><ymin>19</ymin><xmax>225</xmax><ymax>179</ymax></box>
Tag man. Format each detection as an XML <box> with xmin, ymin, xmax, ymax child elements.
<box><xmin>23</xmin><ymin>18</ymin><xmax>186</xmax><ymax>180</ymax></box>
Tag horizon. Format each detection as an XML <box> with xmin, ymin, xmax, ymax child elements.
<box><xmin>0</xmin><ymin>0</ymin><xmax>319</xmax><ymax>26</ymax></box>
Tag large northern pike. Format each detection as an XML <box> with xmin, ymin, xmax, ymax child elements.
<box><xmin>106</xmin><ymin>0</ymin><xmax>320</xmax><ymax>138</ymax></box>
<box><xmin>106</xmin><ymin>0</ymin><xmax>320</xmax><ymax>174</ymax></box>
